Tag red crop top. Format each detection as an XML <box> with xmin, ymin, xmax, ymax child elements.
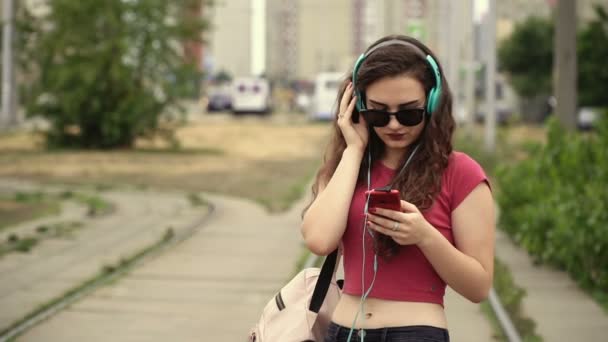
<box><xmin>341</xmin><ymin>151</ymin><xmax>489</xmax><ymax>306</ymax></box>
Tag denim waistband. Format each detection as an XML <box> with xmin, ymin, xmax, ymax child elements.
<box><xmin>326</xmin><ymin>321</ymin><xmax>450</xmax><ymax>342</ymax></box>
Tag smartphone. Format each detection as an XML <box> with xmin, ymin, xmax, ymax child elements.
<box><xmin>365</xmin><ymin>188</ymin><xmax>401</xmax><ymax>212</ymax></box>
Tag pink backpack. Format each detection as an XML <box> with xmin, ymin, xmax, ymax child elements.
<box><xmin>248</xmin><ymin>250</ymin><xmax>342</xmax><ymax>342</ymax></box>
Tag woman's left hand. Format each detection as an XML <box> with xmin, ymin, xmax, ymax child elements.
<box><xmin>366</xmin><ymin>200</ymin><xmax>433</xmax><ymax>246</ymax></box>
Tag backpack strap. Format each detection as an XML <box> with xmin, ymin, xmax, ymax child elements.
<box><xmin>308</xmin><ymin>249</ymin><xmax>338</xmax><ymax>313</ymax></box>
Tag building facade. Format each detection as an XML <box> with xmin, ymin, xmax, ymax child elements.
<box><xmin>207</xmin><ymin>0</ymin><xmax>253</xmax><ymax>78</ymax></box>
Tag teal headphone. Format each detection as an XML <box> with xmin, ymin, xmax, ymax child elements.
<box><xmin>352</xmin><ymin>39</ymin><xmax>443</xmax><ymax>116</ymax></box>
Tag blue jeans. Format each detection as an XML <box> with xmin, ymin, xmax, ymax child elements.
<box><xmin>324</xmin><ymin>322</ymin><xmax>450</xmax><ymax>342</ymax></box>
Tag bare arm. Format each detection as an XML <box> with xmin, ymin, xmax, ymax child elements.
<box><xmin>301</xmin><ymin>147</ymin><xmax>363</xmax><ymax>255</ymax></box>
<box><xmin>301</xmin><ymin>81</ymin><xmax>369</xmax><ymax>256</ymax></box>
<box><xmin>418</xmin><ymin>183</ymin><xmax>495</xmax><ymax>302</ymax></box>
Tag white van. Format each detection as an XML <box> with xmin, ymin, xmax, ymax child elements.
<box><xmin>309</xmin><ymin>72</ymin><xmax>344</xmax><ymax>120</ymax></box>
<box><xmin>231</xmin><ymin>77</ymin><xmax>272</xmax><ymax>114</ymax></box>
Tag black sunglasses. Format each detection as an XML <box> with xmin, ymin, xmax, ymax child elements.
<box><xmin>360</xmin><ymin>108</ymin><xmax>426</xmax><ymax>127</ymax></box>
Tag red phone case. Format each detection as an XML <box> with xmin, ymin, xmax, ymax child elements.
<box><xmin>365</xmin><ymin>189</ymin><xmax>401</xmax><ymax>211</ymax></box>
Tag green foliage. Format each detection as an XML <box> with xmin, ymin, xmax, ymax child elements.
<box><xmin>19</xmin><ymin>0</ymin><xmax>210</xmax><ymax>149</ymax></box>
<box><xmin>496</xmin><ymin>114</ymin><xmax>608</xmax><ymax>308</ymax></box>
<box><xmin>578</xmin><ymin>5</ymin><xmax>608</xmax><ymax>107</ymax></box>
<box><xmin>498</xmin><ymin>6</ymin><xmax>608</xmax><ymax>109</ymax></box>
<box><xmin>14</xmin><ymin>191</ymin><xmax>45</xmax><ymax>203</ymax></box>
<box><xmin>187</xmin><ymin>193</ymin><xmax>206</xmax><ymax>207</ymax></box>
<box><xmin>498</xmin><ymin>16</ymin><xmax>553</xmax><ymax>98</ymax></box>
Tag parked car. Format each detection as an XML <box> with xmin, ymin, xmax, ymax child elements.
<box><xmin>474</xmin><ymin>74</ymin><xmax>518</xmax><ymax>125</ymax></box>
<box><xmin>231</xmin><ymin>77</ymin><xmax>272</xmax><ymax>114</ymax></box>
<box><xmin>295</xmin><ymin>92</ymin><xmax>311</xmax><ymax>113</ymax></box>
<box><xmin>206</xmin><ymin>92</ymin><xmax>232</xmax><ymax>112</ymax></box>
<box><xmin>309</xmin><ymin>72</ymin><xmax>343</xmax><ymax>121</ymax></box>
<box><xmin>474</xmin><ymin>105</ymin><xmax>515</xmax><ymax>125</ymax></box>
<box><xmin>205</xmin><ymin>84</ymin><xmax>232</xmax><ymax>112</ymax></box>
<box><xmin>577</xmin><ymin>107</ymin><xmax>602</xmax><ymax>131</ymax></box>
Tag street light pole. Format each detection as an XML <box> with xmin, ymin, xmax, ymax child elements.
<box><xmin>554</xmin><ymin>0</ymin><xmax>577</xmax><ymax>130</ymax></box>
<box><xmin>484</xmin><ymin>0</ymin><xmax>497</xmax><ymax>153</ymax></box>
<box><xmin>1</xmin><ymin>0</ymin><xmax>15</xmax><ymax>129</ymax></box>
<box><xmin>463</xmin><ymin>0</ymin><xmax>475</xmax><ymax>137</ymax></box>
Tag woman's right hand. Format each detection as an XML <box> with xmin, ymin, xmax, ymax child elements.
<box><xmin>337</xmin><ymin>82</ymin><xmax>369</xmax><ymax>152</ymax></box>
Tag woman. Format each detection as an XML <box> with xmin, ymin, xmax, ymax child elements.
<box><xmin>301</xmin><ymin>35</ymin><xmax>495</xmax><ymax>342</ymax></box>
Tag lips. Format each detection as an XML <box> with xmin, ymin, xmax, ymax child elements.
<box><xmin>387</xmin><ymin>133</ymin><xmax>406</xmax><ymax>140</ymax></box>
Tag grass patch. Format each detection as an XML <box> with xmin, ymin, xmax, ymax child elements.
<box><xmin>254</xmin><ymin>159</ymin><xmax>320</xmax><ymax>213</ymax></box>
<box><xmin>12</xmin><ymin>237</ymin><xmax>39</xmax><ymax>253</ymax></box>
<box><xmin>293</xmin><ymin>247</ymin><xmax>312</xmax><ymax>277</ymax></box>
<box><xmin>1</xmin><ymin>234</ymin><xmax>39</xmax><ymax>255</ymax></box>
<box><xmin>0</xmin><ymin>221</ymin><xmax>84</xmax><ymax>258</ymax></box>
<box><xmin>292</xmin><ymin>246</ymin><xmax>326</xmax><ymax>278</ymax></box>
<box><xmin>71</xmin><ymin>193</ymin><xmax>114</xmax><ymax>217</ymax></box>
<box><xmin>134</xmin><ymin>147</ymin><xmax>224</xmax><ymax>155</ymax></box>
<box><xmin>0</xmin><ymin>120</ymin><xmax>330</xmax><ymax>215</ymax></box>
<box><xmin>187</xmin><ymin>193</ymin><xmax>208</xmax><ymax>207</ymax></box>
<box><xmin>481</xmin><ymin>259</ymin><xmax>542</xmax><ymax>342</ymax></box>
<box><xmin>1</xmin><ymin>189</ymin><xmax>112</xmax><ymax>232</ymax></box>
<box><xmin>94</xmin><ymin>183</ymin><xmax>114</xmax><ymax>192</ymax></box>
<box><xmin>0</xmin><ymin>201</ymin><xmax>60</xmax><ymax>231</ymax></box>
<box><xmin>0</xmin><ymin>195</ymin><xmax>61</xmax><ymax>231</ymax></box>
<box><xmin>0</xmin><ymin>147</ymin><xmax>224</xmax><ymax>156</ymax></box>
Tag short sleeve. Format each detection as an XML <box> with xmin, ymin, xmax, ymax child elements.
<box><xmin>447</xmin><ymin>152</ymin><xmax>490</xmax><ymax>211</ymax></box>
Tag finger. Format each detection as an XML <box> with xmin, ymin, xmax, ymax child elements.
<box><xmin>367</xmin><ymin>220</ymin><xmax>396</xmax><ymax>237</ymax></box>
<box><xmin>400</xmin><ymin>200</ymin><xmax>418</xmax><ymax>213</ymax></box>
<box><xmin>367</xmin><ymin>213</ymin><xmax>399</xmax><ymax>228</ymax></box>
<box><xmin>369</xmin><ymin>207</ymin><xmax>400</xmax><ymax>220</ymax></box>
<box><xmin>343</xmin><ymin>95</ymin><xmax>357</xmax><ymax>120</ymax></box>
<box><xmin>339</xmin><ymin>82</ymin><xmax>353</xmax><ymax>113</ymax></box>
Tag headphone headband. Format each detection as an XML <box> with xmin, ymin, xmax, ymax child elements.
<box><xmin>352</xmin><ymin>39</ymin><xmax>442</xmax><ymax>115</ymax></box>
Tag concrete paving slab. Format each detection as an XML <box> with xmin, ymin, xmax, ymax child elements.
<box><xmin>444</xmin><ymin>288</ymin><xmax>494</xmax><ymax>342</ymax></box>
<box><xmin>495</xmin><ymin>229</ymin><xmax>608</xmax><ymax>341</ymax></box>
<box><xmin>0</xmin><ymin>182</ymin><xmax>209</xmax><ymax>335</ymax></box>
<box><xmin>17</xmin><ymin>193</ymin><xmax>303</xmax><ymax>341</ymax></box>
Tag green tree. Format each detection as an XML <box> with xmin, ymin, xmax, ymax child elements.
<box><xmin>498</xmin><ymin>16</ymin><xmax>554</xmax><ymax>99</ymax></box>
<box><xmin>19</xmin><ymin>0</ymin><xmax>210</xmax><ymax>149</ymax></box>
<box><xmin>578</xmin><ymin>5</ymin><xmax>608</xmax><ymax>108</ymax></box>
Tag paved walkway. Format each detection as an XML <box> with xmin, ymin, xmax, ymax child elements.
<box><xmin>16</xmin><ymin>191</ymin><xmax>494</xmax><ymax>341</ymax></box>
<box><xmin>0</xmin><ymin>179</ymin><xmax>207</xmax><ymax>335</ymax></box>
<box><xmin>496</xmin><ymin>229</ymin><xmax>608</xmax><ymax>341</ymax></box>
<box><xmin>18</xmin><ymin>193</ymin><xmax>304</xmax><ymax>341</ymax></box>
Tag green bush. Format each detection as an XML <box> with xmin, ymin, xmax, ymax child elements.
<box><xmin>496</xmin><ymin>115</ymin><xmax>608</xmax><ymax>303</ymax></box>
<box><xmin>19</xmin><ymin>0</ymin><xmax>209</xmax><ymax>149</ymax></box>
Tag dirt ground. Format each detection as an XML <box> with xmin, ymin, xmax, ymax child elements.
<box><xmin>0</xmin><ymin>111</ymin><xmax>547</xmax><ymax>212</ymax></box>
<box><xmin>0</xmin><ymin>113</ymin><xmax>333</xmax><ymax>212</ymax></box>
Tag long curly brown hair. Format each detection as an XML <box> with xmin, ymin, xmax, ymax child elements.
<box><xmin>303</xmin><ymin>35</ymin><xmax>455</xmax><ymax>259</ymax></box>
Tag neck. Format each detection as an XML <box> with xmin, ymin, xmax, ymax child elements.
<box><xmin>381</xmin><ymin>144</ymin><xmax>418</xmax><ymax>169</ymax></box>
<box><xmin>382</xmin><ymin>146</ymin><xmax>412</xmax><ymax>169</ymax></box>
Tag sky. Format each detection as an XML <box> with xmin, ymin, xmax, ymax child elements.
<box><xmin>474</xmin><ymin>0</ymin><xmax>489</xmax><ymax>22</ymax></box>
